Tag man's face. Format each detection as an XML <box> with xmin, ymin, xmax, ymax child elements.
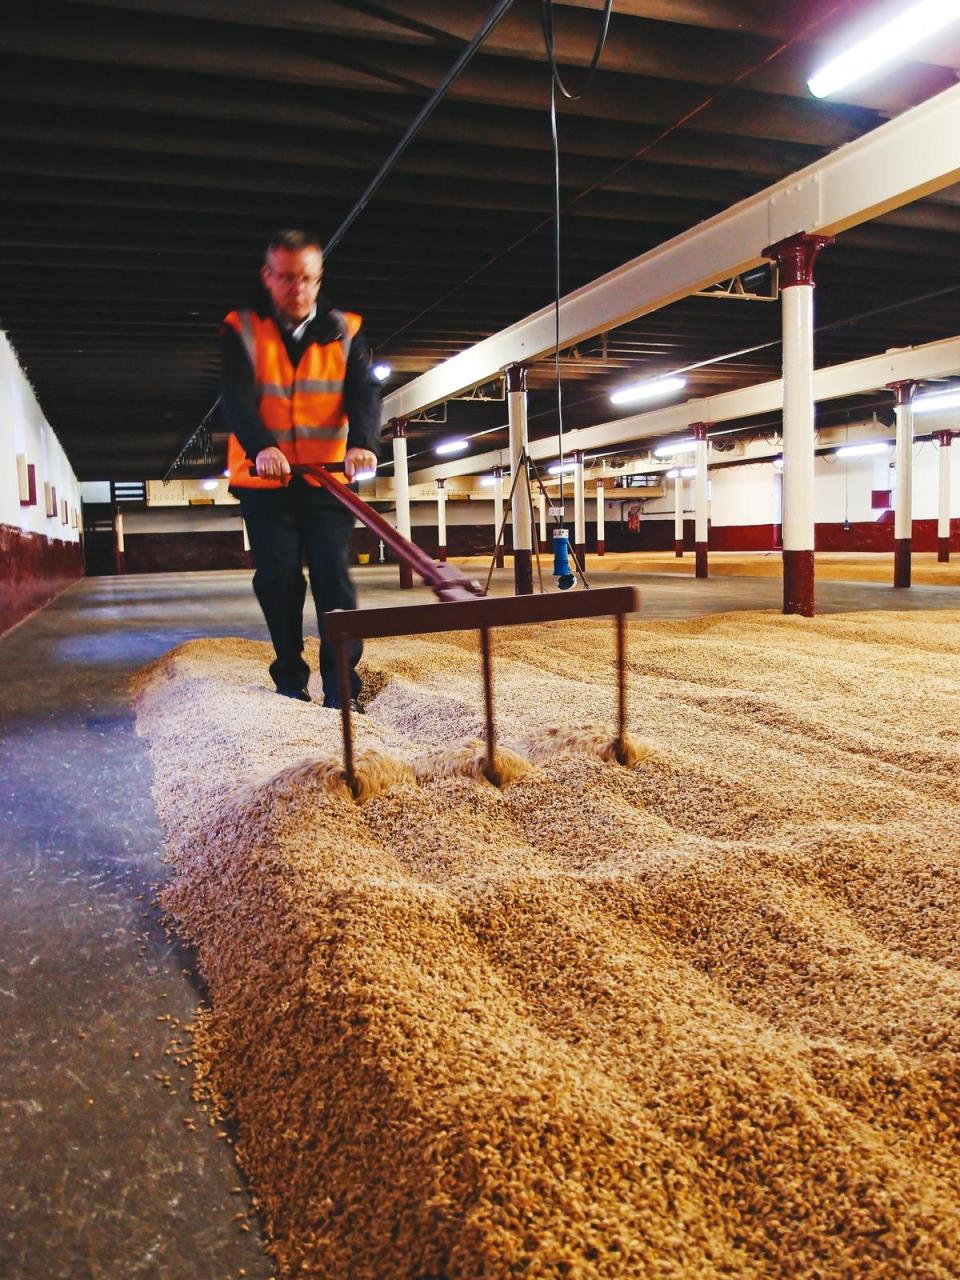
<box><xmin>261</xmin><ymin>246</ymin><xmax>323</xmax><ymax>323</ymax></box>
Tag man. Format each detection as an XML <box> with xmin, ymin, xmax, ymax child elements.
<box><xmin>221</xmin><ymin>229</ymin><xmax>381</xmax><ymax>707</ymax></box>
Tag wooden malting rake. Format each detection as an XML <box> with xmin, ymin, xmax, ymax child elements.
<box><xmin>291</xmin><ymin>464</ymin><xmax>638</xmax><ymax>796</ymax></box>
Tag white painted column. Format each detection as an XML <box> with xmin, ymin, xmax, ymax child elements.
<box><xmin>764</xmin><ymin>232</ymin><xmax>832</xmax><ymax>616</ymax></box>
<box><xmin>538</xmin><ymin>491</ymin><xmax>548</xmax><ymax>547</ymax></box>
<box><xmin>391</xmin><ymin>420</ymin><xmax>413</xmax><ymax>589</ymax></box>
<box><xmin>693</xmin><ymin>424</ymin><xmax>709</xmax><ymax>579</ymax></box>
<box><xmin>937</xmin><ymin>430</ymin><xmax>953</xmax><ymax>562</ymax></box>
<box><xmin>673</xmin><ymin>470</ymin><xmax>684</xmax><ymax>557</ymax></box>
<box><xmin>436</xmin><ymin>478</ymin><xmax>447</xmax><ymax>563</ymax></box>
<box><xmin>595</xmin><ymin>480</ymin><xmax>605</xmax><ymax>555</ymax></box>
<box><xmin>889</xmin><ymin>382</ymin><xmax>916</xmax><ymax>587</ymax></box>
<box><xmin>114</xmin><ymin>507</ymin><xmax>125</xmax><ymax>575</ymax></box>
<box><xmin>505</xmin><ymin>365</ymin><xmax>532</xmax><ymax>593</ymax></box>
<box><xmin>492</xmin><ymin>465</ymin><xmax>505</xmax><ymax>568</ymax></box>
<box><xmin>573</xmin><ymin>450</ymin><xmax>586</xmax><ymax>565</ymax></box>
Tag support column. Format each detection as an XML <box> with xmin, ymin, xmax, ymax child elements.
<box><xmin>114</xmin><ymin>507</ymin><xmax>125</xmax><ymax>576</ymax></box>
<box><xmin>505</xmin><ymin>365</ymin><xmax>533</xmax><ymax>594</ymax></box>
<box><xmin>673</xmin><ymin>470</ymin><xmax>684</xmax><ymax>557</ymax></box>
<box><xmin>764</xmin><ymin>232</ymin><xmax>833</xmax><ymax>616</ymax></box>
<box><xmin>889</xmin><ymin>380</ymin><xmax>917</xmax><ymax>588</ymax></box>
<box><xmin>692</xmin><ymin>424</ymin><xmax>709</xmax><ymax>579</ymax></box>
<box><xmin>538</xmin><ymin>491</ymin><xmax>548</xmax><ymax>550</ymax></box>
<box><xmin>573</xmin><ymin>450</ymin><xmax>586</xmax><ymax>566</ymax></box>
<box><xmin>391</xmin><ymin>420</ymin><xmax>413</xmax><ymax>589</ymax></box>
<box><xmin>937</xmin><ymin>430</ymin><xmax>953</xmax><ymax>562</ymax></box>
<box><xmin>596</xmin><ymin>480</ymin><xmax>605</xmax><ymax>556</ymax></box>
<box><xmin>436</xmin><ymin>478</ymin><xmax>447</xmax><ymax>563</ymax></box>
<box><xmin>492</xmin><ymin>466</ymin><xmax>505</xmax><ymax>568</ymax></box>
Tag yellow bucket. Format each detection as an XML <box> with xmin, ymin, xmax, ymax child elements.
<box><xmin>357</xmin><ymin>552</ymin><xmax>371</xmax><ymax>565</ymax></box>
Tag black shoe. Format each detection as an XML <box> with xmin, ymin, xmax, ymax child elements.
<box><xmin>276</xmin><ymin>686</ymin><xmax>312</xmax><ymax>702</ymax></box>
<box><xmin>322</xmin><ymin>697</ymin><xmax>364</xmax><ymax>714</ymax></box>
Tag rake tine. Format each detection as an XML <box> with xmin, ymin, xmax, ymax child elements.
<box><xmin>479</xmin><ymin>626</ymin><xmax>498</xmax><ymax>784</ymax></box>
<box><xmin>614</xmin><ymin>611</ymin><xmax>628</xmax><ymax>765</ymax></box>
<box><xmin>337</xmin><ymin>637</ymin><xmax>359</xmax><ymax>797</ymax></box>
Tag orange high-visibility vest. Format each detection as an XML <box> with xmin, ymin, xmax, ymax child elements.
<box><xmin>225</xmin><ymin>307</ymin><xmax>362</xmax><ymax>489</ymax></box>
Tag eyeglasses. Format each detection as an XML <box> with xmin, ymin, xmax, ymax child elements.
<box><xmin>268</xmin><ymin>271</ymin><xmax>322</xmax><ymax>288</ymax></box>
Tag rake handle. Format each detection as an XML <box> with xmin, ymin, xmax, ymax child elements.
<box><xmin>291</xmin><ymin>464</ymin><xmax>483</xmax><ymax>602</ymax></box>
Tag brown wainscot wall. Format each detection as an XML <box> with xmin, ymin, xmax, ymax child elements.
<box><xmin>605</xmin><ymin>516</ymin><xmax>960</xmax><ymax>555</ymax></box>
<box><xmin>0</xmin><ymin>523</ymin><xmax>84</xmax><ymax>635</ymax></box>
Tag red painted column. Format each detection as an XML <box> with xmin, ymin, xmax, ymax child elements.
<box><xmin>436</xmin><ymin>478</ymin><xmax>447</xmax><ymax>563</ymax></box>
<box><xmin>391</xmin><ymin>420</ymin><xmax>414</xmax><ymax>589</ymax></box>
<box><xmin>692</xmin><ymin>423</ymin><xmax>709</xmax><ymax>578</ymax></box>
<box><xmin>673</xmin><ymin>468</ymin><xmax>684</xmax><ymax>557</ymax></box>
<box><xmin>763</xmin><ymin>232</ymin><xmax>834</xmax><ymax>617</ymax></box>
<box><xmin>936</xmin><ymin>430</ymin><xmax>953</xmax><ymax>563</ymax></box>
<box><xmin>572</xmin><ymin>450</ymin><xmax>586</xmax><ymax>567</ymax></box>
<box><xmin>505</xmin><ymin>364</ymin><xmax>533</xmax><ymax>594</ymax></box>
<box><xmin>113</xmin><ymin>506</ymin><xmax>125</xmax><ymax>576</ymax></box>
<box><xmin>492</xmin><ymin>466</ymin><xmax>505</xmax><ymax>568</ymax></box>
<box><xmin>888</xmin><ymin>380</ymin><xmax>917</xmax><ymax>588</ymax></box>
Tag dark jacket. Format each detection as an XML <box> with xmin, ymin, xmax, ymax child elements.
<box><xmin>220</xmin><ymin>291</ymin><xmax>383</xmax><ymax>476</ymax></box>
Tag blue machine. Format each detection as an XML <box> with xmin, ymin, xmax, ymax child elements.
<box><xmin>552</xmin><ymin>527</ymin><xmax>576</xmax><ymax>590</ymax></box>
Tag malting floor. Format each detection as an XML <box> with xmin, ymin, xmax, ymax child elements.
<box><xmin>1</xmin><ymin>563</ymin><xmax>958</xmax><ymax>1279</ymax></box>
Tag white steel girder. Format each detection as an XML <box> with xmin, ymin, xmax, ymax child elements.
<box><xmin>383</xmin><ymin>83</ymin><xmax>960</xmax><ymax>425</ymax></box>
<box><xmin>408</xmin><ymin>334</ymin><xmax>960</xmax><ymax>485</ymax></box>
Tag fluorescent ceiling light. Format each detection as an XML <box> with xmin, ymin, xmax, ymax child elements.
<box><xmin>548</xmin><ymin>461</ymin><xmax>580</xmax><ymax>475</ymax></box>
<box><xmin>479</xmin><ymin>475</ymin><xmax>497</xmax><ymax>487</ymax></box>
<box><xmin>610</xmin><ymin>375</ymin><xmax>687</xmax><ymax>407</ymax></box>
<box><xmin>435</xmin><ymin>438</ymin><xmax>469</xmax><ymax>456</ymax></box>
<box><xmin>807</xmin><ymin>0</ymin><xmax>960</xmax><ymax>99</ymax></box>
<box><xmin>200</xmin><ymin>478</ymin><xmax>219</xmax><ymax>490</ymax></box>
<box><xmin>914</xmin><ymin>388</ymin><xmax>960</xmax><ymax>414</ymax></box>
<box><xmin>353</xmin><ymin>469</ymin><xmax>377</xmax><ymax>482</ymax></box>
<box><xmin>653</xmin><ymin>437</ymin><xmax>696</xmax><ymax>459</ymax></box>
<box><xmin>772</xmin><ymin>455</ymin><xmax>784</xmax><ymax>470</ymax></box>
<box><xmin>372</xmin><ymin>363</ymin><xmax>392</xmax><ymax>382</ymax></box>
<box><xmin>835</xmin><ymin>442</ymin><xmax>892</xmax><ymax>458</ymax></box>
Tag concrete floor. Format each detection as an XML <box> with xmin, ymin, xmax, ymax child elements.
<box><xmin>2</xmin><ymin>563</ymin><xmax>958</xmax><ymax>1280</ymax></box>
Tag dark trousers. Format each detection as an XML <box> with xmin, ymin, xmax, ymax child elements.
<box><xmin>239</xmin><ymin>484</ymin><xmax>362</xmax><ymax>703</ymax></box>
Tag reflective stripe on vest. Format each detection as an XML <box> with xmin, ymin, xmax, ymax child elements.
<box><xmin>224</xmin><ymin>306</ymin><xmax>362</xmax><ymax>489</ymax></box>
<box><xmin>256</xmin><ymin>379</ymin><xmax>345</xmax><ymax>398</ymax></box>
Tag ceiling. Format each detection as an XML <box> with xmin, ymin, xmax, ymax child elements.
<box><xmin>2</xmin><ymin>0</ymin><xmax>960</xmax><ymax>481</ymax></box>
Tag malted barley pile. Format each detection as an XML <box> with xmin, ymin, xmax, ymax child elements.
<box><xmin>134</xmin><ymin>609</ymin><xmax>960</xmax><ymax>1279</ymax></box>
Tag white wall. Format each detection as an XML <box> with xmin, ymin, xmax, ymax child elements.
<box><xmin>0</xmin><ymin>332</ymin><xmax>81</xmax><ymax>541</ymax></box>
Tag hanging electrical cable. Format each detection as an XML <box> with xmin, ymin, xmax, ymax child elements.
<box><xmin>540</xmin><ymin>0</ymin><xmax>615</xmax><ymax>523</ymax></box>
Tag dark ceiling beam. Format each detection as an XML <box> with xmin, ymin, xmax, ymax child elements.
<box><xmin>0</xmin><ymin>61</ymin><xmax>835</xmax><ymax>178</ymax></box>
<box><xmin>48</xmin><ymin>0</ymin><xmax>959</xmax><ymax>108</ymax></box>
<box><xmin>553</xmin><ymin>1</ymin><xmax>833</xmax><ymax>42</ymax></box>
<box><xmin>0</xmin><ymin>116</ymin><xmax>771</xmax><ymax>206</ymax></box>
<box><xmin>0</xmin><ymin>10</ymin><xmax>881</xmax><ymax>146</ymax></box>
